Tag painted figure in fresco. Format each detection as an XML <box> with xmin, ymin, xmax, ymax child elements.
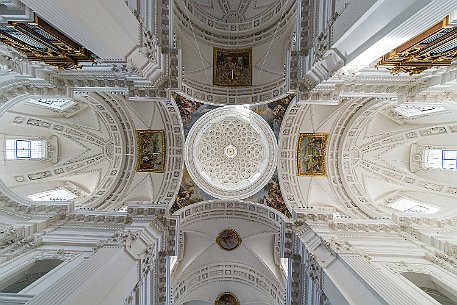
<box><xmin>302</xmin><ymin>155</ymin><xmax>323</xmax><ymax>173</ymax></box>
<box><xmin>221</xmin><ymin>231</ymin><xmax>238</xmax><ymax>248</ymax></box>
<box><xmin>176</xmin><ymin>187</ymin><xmax>194</xmax><ymax>208</ymax></box>
<box><xmin>300</xmin><ymin>136</ymin><xmax>325</xmax><ymax>174</ymax></box>
<box><xmin>221</xmin><ymin>231</ymin><xmax>236</xmax><ymax>246</ymax></box>
<box><xmin>136</xmin><ymin>130</ymin><xmax>164</xmax><ymax>172</ymax></box>
<box><xmin>261</xmin><ymin>177</ymin><xmax>289</xmax><ymax>215</ymax></box>
<box><xmin>174</xmin><ymin>93</ymin><xmax>203</xmax><ymax>126</ymax></box>
<box><xmin>216</xmin><ymin>293</ymin><xmax>239</xmax><ymax>305</ymax></box>
<box><xmin>217</xmin><ymin>229</ymin><xmax>241</xmax><ymax>250</ymax></box>
<box><xmin>214</xmin><ymin>49</ymin><xmax>251</xmax><ymax>86</ymax></box>
<box><xmin>140</xmin><ymin>133</ymin><xmax>162</xmax><ymax>169</ymax></box>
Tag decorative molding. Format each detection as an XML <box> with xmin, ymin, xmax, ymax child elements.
<box><xmin>173</xmin><ymin>262</ymin><xmax>285</xmax><ymax>305</ymax></box>
<box><xmin>179</xmin><ymin>76</ymin><xmax>287</xmax><ymax>105</ymax></box>
<box><xmin>173</xmin><ymin>0</ymin><xmax>296</xmax><ymax>47</ymax></box>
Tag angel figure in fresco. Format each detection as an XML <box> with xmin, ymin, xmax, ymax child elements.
<box><xmin>175</xmin><ymin>94</ymin><xmax>203</xmax><ymax>126</ymax></box>
<box><xmin>176</xmin><ymin>186</ymin><xmax>194</xmax><ymax>209</ymax></box>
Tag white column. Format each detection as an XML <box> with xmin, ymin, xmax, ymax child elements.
<box><xmin>337</xmin><ymin>254</ymin><xmax>438</xmax><ymax>305</ymax></box>
<box><xmin>27</xmin><ymin>246</ymin><xmax>139</xmax><ymax>305</ymax></box>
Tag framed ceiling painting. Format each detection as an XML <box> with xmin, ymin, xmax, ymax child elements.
<box><xmin>216</xmin><ymin>228</ymin><xmax>241</xmax><ymax>251</ymax></box>
<box><xmin>297</xmin><ymin>133</ymin><xmax>328</xmax><ymax>176</ymax></box>
<box><xmin>215</xmin><ymin>292</ymin><xmax>240</xmax><ymax>305</ymax></box>
<box><xmin>213</xmin><ymin>48</ymin><xmax>252</xmax><ymax>87</ymax></box>
<box><xmin>135</xmin><ymin>130</ymin><xmax>166</xmax><ymax>172</ymax></box>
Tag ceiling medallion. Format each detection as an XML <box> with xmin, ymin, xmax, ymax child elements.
<box><xmin>215</xmin><ymin>292</ymin><xmax>240</xmax><ymax>305</ymax></box>
<box><xmin>216</xmin><ymin>228</ymin><xmax>241</xmax><ymax>251</ymax></box>
<box><xmin>185</xmin><ymin>106</ymin><xmax>278</xmax><ymax>199</ymax></box>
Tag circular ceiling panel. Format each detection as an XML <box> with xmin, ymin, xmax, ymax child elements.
<box><xmin>185</xmin><ymin>106</ymin><xmax>277</xmax><ymax>199</ymax></box>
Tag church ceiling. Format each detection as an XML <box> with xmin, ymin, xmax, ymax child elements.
<box><xmin>174</xmin><ymin>0</ymin><xmax>295</xmax><ymax>46</ymax></box>
<box><xmin>171</xmin><ymin>92</ymin><xmax>293</xmax><ymax>216</ymax></box>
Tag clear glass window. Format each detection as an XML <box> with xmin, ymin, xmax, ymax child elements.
<box><xmin>394</xmin><ymin>104</ymin><xmax>446</xmax><ymax>117</ymax></box>
<box><xmin>28</xmin><ymin>98</ymin><xmax>74</xmax><ymax>110</ymax></box>
<box><xmin>5</xmin><ymin>139</ymin><xmax>44</xmax><ymax>159</ymax></box>
<box><xmin>426</xmin><ymin>149</ymin><xmax>457</xmax><ymax>170</ymax></box>
<box><xmin>28</xmin><ymin>188</ymin><xmax>77</xmax><ymax>201</ymax></box>
<box><xmin>390</xmin><ymin>198</ymin><xmax>439</xmax><ymax>214</ymax></box>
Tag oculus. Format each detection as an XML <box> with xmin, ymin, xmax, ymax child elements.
<box><xmin>216</xmin><ymin>229</ymin><xmax>241</xmax><ymax>251</ymax></box>
<box><xmin>135</xmin><ymin>130</ymin><xmax>166</xmax><ymax>172</ymax></box>
<box><xmin>297</xmin><ymin>133</ymin><xmax>328</xmax><ymax>176</ymax></box>
<box><xmin>213</xmin><ymin>48</ymin><xmax>252</xmax><ymax>87</ymax></box>
<box><xmin>215</xmin><ymin>292</ymin><xmax>240</xmax><ymax>305</ymax></box>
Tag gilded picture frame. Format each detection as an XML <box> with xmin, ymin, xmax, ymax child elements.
<box><xmin>215</xmin><ymin>292</ymin><xmax>240</xmax><ymax>305</ymax></box>
<box><xmin>297</xmin><ymin>133</ymin><xmax>328</xmax><ymax>176</ymax></box>
<box><xmin>213</xmin><ymin>47</ymin><xmax>252</xmax><ymax>87</ymax></box>
<box><xmin>135</xmin><ymin>130</ymin><xmax>166</xmax><ymax>172</ymax></box>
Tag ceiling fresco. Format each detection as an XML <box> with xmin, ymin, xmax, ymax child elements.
<box><xmin>171</xmin><ymin>92</ymin><xmax>293</xmax><ymax>216</ymax></box>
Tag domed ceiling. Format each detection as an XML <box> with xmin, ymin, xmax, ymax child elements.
<box><xmin>0</xmin><ymin>91</ymin><xmax>180</xmax><ymax>211</ymax></box>
<box><xmin>185</xmin><ymin>106</ymin><xmax>277</xmax><ymax>199</ymax></box>
<box><xmin>278</xmin><ymin>96</ymin><xmax>457</xmax><ymax>220</ymax></box>
<box><xmin>172</xmin><ymin>93</ymin><xmax>293</xmax><ymax>216</ymax></box>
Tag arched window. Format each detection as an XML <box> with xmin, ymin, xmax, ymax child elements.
<box><xmin>410</xmin><ymin>144</ymin><xmax>457</xmax><ymax>173</ymax></box>
<box><xmin>0</xmin><ymin>259</ymin><xmax>63</xmax><ymax>293</ymax></box>
<box><xmin>3</xmin><ymin>136</ymin><xmax>57</xmax><ymax>163</ymax></box>
<box><xmin>402</xmin><ymin>272</ymin><xmax>457</xmax><ymax>305</ymax></box>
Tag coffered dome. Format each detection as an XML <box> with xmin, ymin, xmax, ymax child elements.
<box><xmin>185</xmin><ymin>106</ymin><xmax>277</xmax><ymax>199</ymax></box>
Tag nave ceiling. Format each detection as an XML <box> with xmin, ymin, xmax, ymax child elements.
<box><xmin>0</xmin><ymin>1</ymin><xmax>456</xmax><ymax>304</ymax></box>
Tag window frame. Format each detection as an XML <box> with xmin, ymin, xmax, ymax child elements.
<box><xmin>410</xmin><ymin>144</ymin><xmax>457</xmax><ymax>173</ymax></box>
<box><xmin>393</xmin><ymin>104</ymin><xmax>447</xmax><ymax>118</ymax></box>
<box><xmin>390</xmin><ymin>197</ymin><xmax>439</xmax><ymax>214</ymax></box>
<box><xmin>27</xmin><ymin>97</ymin><xmax>75</xmax><ymax>111</ymax></box>
<box><xmin>28</xmin><ymin>187</ymin><xmax>78</xmax><ymax>202</ymax></box>
<box><xmin>425</xmin><ymin>149</ymin><xmax>457</xmax><ymax>170</ymax></box>
<box><xmin>5</xmin><ymin>139</ymin><xmax>46</xmax><ymax>160</ymax></box>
